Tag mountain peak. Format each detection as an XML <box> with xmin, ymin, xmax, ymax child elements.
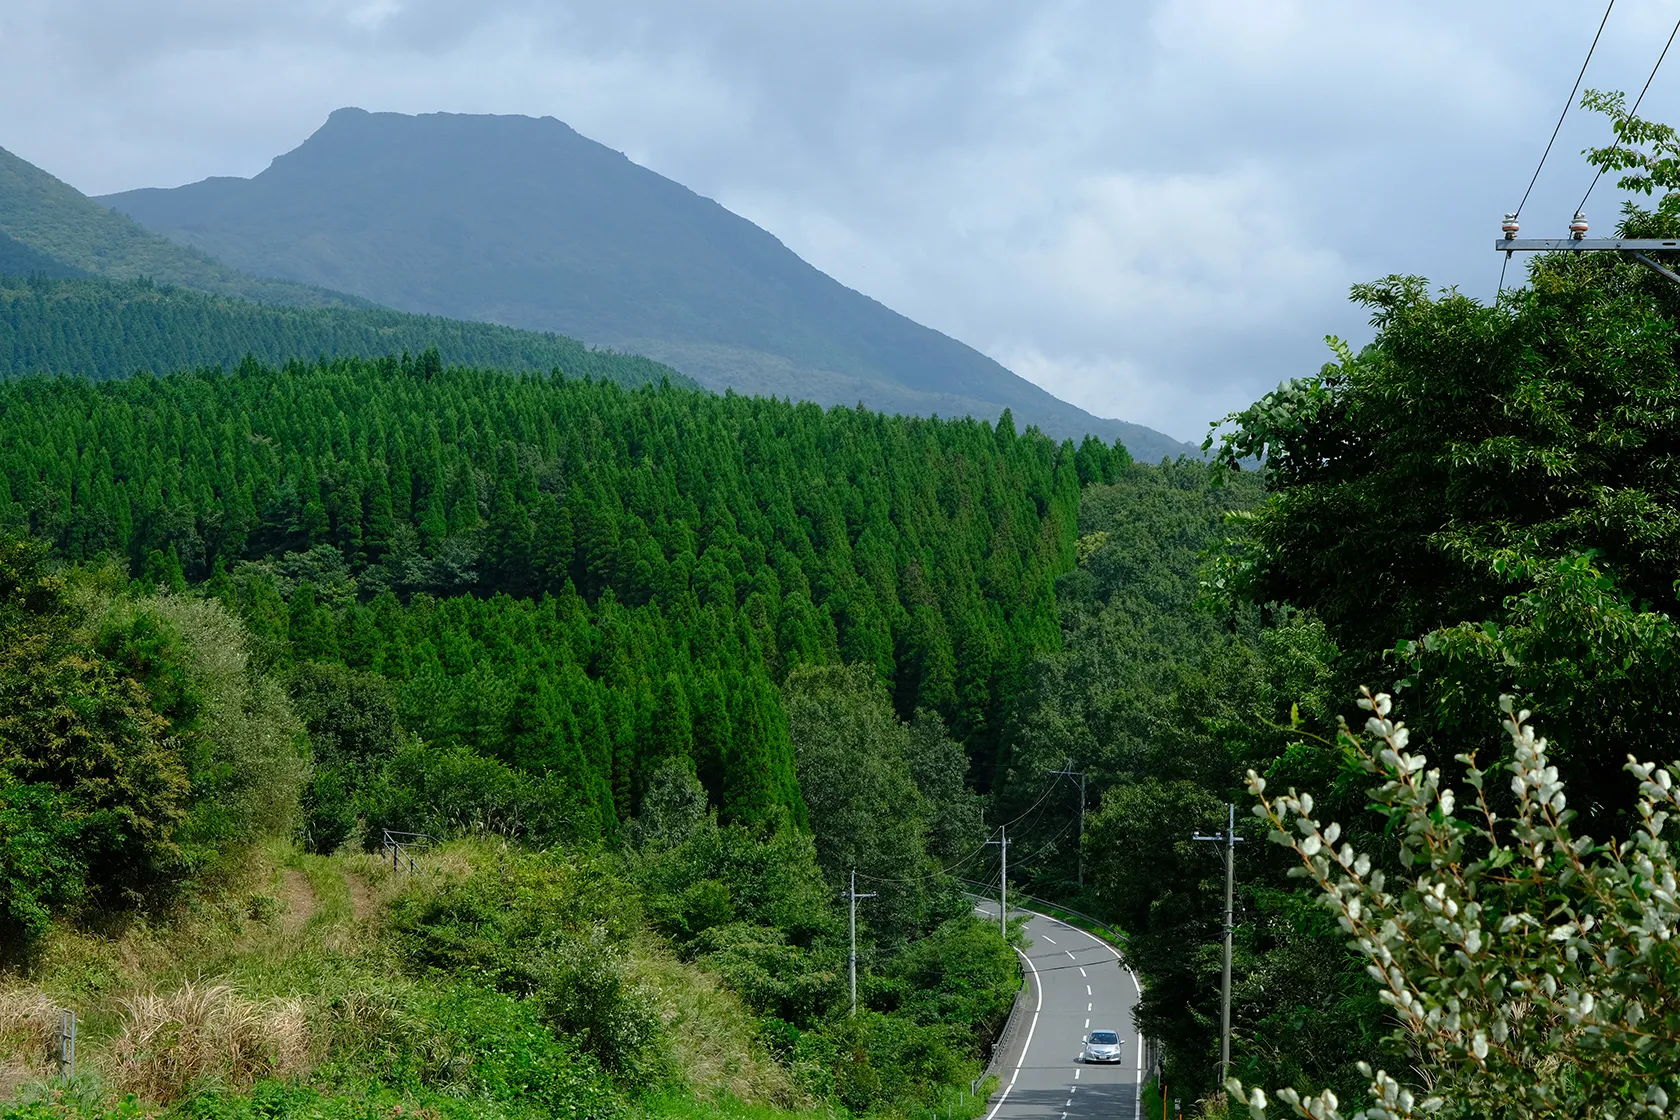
<box><xmin>100</xmin><ymin>110</ymin><xmax>1189</xmax><ymax>458</ymax></box>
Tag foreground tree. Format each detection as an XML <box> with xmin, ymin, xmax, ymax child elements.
<box><xmin>1229</xmin><ymin>689</ymin><xmax>1680</xmax><ymax>1119</ymax></box>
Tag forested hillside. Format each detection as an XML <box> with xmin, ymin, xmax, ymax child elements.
<box><xmin>0</xmin><ymin>275</ymin><xmax>694</xmax><ymax>386</ymax></box>
<box><xmin>0</xmin><ymin>360</ymin><xmax>1129</xmax><ymax>841</ymax></box>
<box><xmin>0</xmin><ymin>145</ymin><xmax>363</xmax><ymax>308</ymax></box>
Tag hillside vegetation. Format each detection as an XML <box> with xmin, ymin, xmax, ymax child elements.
<box><xmin>98</xmin><ymin>108</ymin><xmax>1189</xmax><ymax>457</ymax></box>
<box><xmin>0</xmin><ymin>275</ymin><xmax>694</xmax><ymax>387</ymax></box>
<box><xmin>0</xmin><ymin>531</ymin><xmax>1017</xmax><ymax>1120</ymax></box>
<box><xmin>0</xmin><ymin>146</ymin><xmax>361</xmax><ymax>309</ymax></box>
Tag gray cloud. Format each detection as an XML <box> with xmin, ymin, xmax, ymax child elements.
<box><xmin>2</xmin><ymin>0</ymin><xmax>1673</xmax><ymax>440</ymax></box>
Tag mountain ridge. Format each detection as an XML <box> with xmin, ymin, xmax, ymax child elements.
<box><xmin>101</xmin><ymin>108</ymin><xmax>1191</xmax><ymax>458</ymax></box>
<box><xmin>0</xmin><ymin>143</ymin><xmax>368</xmax><ymax>308</ymax></box>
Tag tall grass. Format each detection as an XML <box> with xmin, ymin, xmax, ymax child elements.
<box><xmin>0</xmin><ymin>990</ymin><xmax>59</xmax><ymax>1092</ymax></box>
<box><xmin>107</xmin><ymin>983</ymin><xmax>310</xmax><ymax>1101</ymax></box>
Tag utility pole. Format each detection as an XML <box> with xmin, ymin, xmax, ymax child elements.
<box><xmin>1047</xmin><ymin>761</ymin><xmax>1087</xmax><ymax>888</ymax></box>
<box><xmin>842</xmin><ymin>870</ymin><xmax>876</xmax><ymax>1017</ymax></box>
<box><xmin>1193</xmin><ymin>803</ymin><xmax>1243</xmax><ymax>1083</ymax></box>
<box><xmin>985</xmin><ymin>826</ymin><xmax>1009</xmax><ymax>940</ymax></box>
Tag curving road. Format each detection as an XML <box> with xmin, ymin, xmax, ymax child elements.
<box><xmin>974</xmin><ymin>901</ymin><xmax>1145</xmax><ymax>1120</ymax></box>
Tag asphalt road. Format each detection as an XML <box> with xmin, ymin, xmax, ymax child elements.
<box><xmin>975</xmin><ymin>901</ymin><xmax>1144</xmax><ymax>1120</ymax></box>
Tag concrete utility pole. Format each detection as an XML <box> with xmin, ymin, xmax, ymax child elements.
<box><xmin>1047</xmin><ymin>761</ymin><xmax>1088</xmax><ymax>888</ymax></box>
<box><xmin>842</xmin><ymin>870</ymin><xmax>876</xmax><ymax>1017</ymax></box>
<box><xmin>1193</xmin><ymin>803</ymin><xmax>1243</xmax><ymax>1083</ymax></box>
<box><xmin>985</xmin><ymin>826</ymin><xmax>1009</xmax><ymax>940</ymax></box>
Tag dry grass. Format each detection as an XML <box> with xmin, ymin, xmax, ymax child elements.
<box><xmin>107</xmin><ymin>982</ymin><xmax>311</xmax><ymax>1102</ymax></box>
<box><xmin>0</xmin><ymin>990</ymin><xmax>60</xmax><ymax>1097</ymax></box>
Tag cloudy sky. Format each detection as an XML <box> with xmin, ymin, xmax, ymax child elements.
<box><xmin>1</xmin><ymin>0</ymin><xmax>1671</xmax><ymax>442</ymax></box>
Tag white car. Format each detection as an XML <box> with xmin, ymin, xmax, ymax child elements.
<box><xmin>1083</xmin><ymin>1029</ymin><xmax>1123</xmax><ymax>1063</ymax></box>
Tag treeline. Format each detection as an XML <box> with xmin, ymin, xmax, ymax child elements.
<box><xmin>0</xmin><ymin>357</ymin><xmax>1134</xmax><ymax>833</ymax></box>
<box><xmin>0</xmin><ymin>274</ymin><xmax>690</xmax><ymax>386</ymax></box>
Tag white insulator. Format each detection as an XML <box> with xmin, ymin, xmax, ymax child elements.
<box><xmin>1570</xmin><ymin>211</ymin><xmax>1589</xmax><ymax>240</ymax></box>
<box><xmin>1501</xmin><ymin>213</ymin><xmax>1520</xmax><ymax>238</ymax></box>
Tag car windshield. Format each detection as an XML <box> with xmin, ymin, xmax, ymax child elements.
<box><xmin>1089</xmin><ymin>1031</ymin><xmax>1119</xmax><ymax>1045</ymax></box>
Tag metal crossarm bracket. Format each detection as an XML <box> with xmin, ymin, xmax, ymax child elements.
<box><xmin>1496</xmin><ymin>237</ymin><xmax>1680</xmax><ymax>251</ymax></box>
<box><xmin>1495</xmin><ymin>237</ymin><xmax>1680</xmax><ymax>286</ymax></box>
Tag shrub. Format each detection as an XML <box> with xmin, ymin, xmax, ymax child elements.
<box><xmin>1228</xmin><ymin>689</ymin><xmax>1680</xmax><ymax>1119</ymax></box>
<box><xmin>388</xmin><ymin>845</ymin><xmax>654</xmax><ymax>1075</ymax></box>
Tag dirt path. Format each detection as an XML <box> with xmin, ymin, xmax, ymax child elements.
<box><xmin>279</xmin><ymin>869</ymin><xmax>318</xmax><ymax>935</ymax></box>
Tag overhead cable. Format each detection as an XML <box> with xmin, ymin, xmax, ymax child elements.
<box><xmin>1579</xmin><ymin>11</ymin><xmax>1680</xmax><ymax>214</ymax></box>
<box><xmin>1515</xmin><ymin>0</ymin><xmax>1616</xmax><ymax>217</ymax></box>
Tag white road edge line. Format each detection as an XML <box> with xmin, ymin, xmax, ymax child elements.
<box><xmin>1067</xmin><ymin>922</ymin><xmax>1146</xmax><ymax>1120</ymax></box>
<box><xmin>985</xmin><ymin>943</ymin><xmax>1044</xmax><ymax>1120</ymax></box>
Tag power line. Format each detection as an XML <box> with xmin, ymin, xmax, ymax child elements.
<box><xmin>1515</xmin><ymin>0</ymin><xmax>1615</xmax><ymax>217</ymax></box>
<box><xmin>1579</xmin><ymin>11</ymin><xmax>1680</xmax><ymax>214</ymax></box>
<box><xmin>853</xmin><ymin>836</ymin><xmax>994</xmax><ymax>885</ymax></box>
<box><xmin>850</xmin><ymin>772</ymin><xmax>1064</xmax><ymax>888</ymax></box>
<box><xmin>999</xmin><ymin>774</ymin><xmax>1062</xmax><ymax>831</ymax></box>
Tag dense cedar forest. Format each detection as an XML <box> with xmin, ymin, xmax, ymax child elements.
<box><xmin>0</xmin><ymin>356</ymin><xmax>1131</xmax><ymax>850</ymax></box>
<box><xmin>0</xmin><ymin>275</ymin><xmax>693</xmax><ymax>386</ymax></box>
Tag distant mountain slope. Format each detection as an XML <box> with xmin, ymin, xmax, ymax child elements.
<box><xmin>101</xmin><ymin>108</ymin><xmax>1191</xmax><ymax>459</ymax></box>
<box><xmin>0</xmin><ymin>144</ymin><xmax>365</xmax><ymax>309</ymax></box>
<box><xmin>0</xmin><ymin>230</ymin><xmax>87</xmax><ymax>278</ymax></box>
<box><xmin>0</xmin><ymin>274</ymin><xmax>695</xmax><ymax>387</ymax></box>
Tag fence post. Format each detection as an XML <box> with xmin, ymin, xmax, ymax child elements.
<box><xmin>57</xmin><ymin>1009</ymin><xmax>75</xmax><ymax>1078</ymax></box>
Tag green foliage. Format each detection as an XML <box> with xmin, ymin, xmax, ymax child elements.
<box><xmin>99</xmin><ymin>595</ymin><xmax>309</xmax><ymax>874</ymax></box>
<box><xmin>0</xmin><ymin>535</ymin><xmax>306</xmax><ymax>953</ymax></box>
<box><xmin>1207</xmin><ymin>256</ymin><xmax>1680</xmax><ymax>829</ymax></box>
<box><xmin>0</xmin><ymin>781</ymin><xmax>88</xmax><ymax>942</ymax></box>
<box><xmin>288</xmin><ymin>662</ymin><xmax>405</xmax><ymax>852</ymax></box>
<box><xmin>0</xmin><ymin>275</ymin><xmax>693</xmax><ymax>387</ymax></box>
<box><xmin>877</xmin><ymin>917</ymin><xmax>1018</xmax><ymax>1032</ymax></box>
<box><xmin>783</xmin><ymin>663</ymin><xmax>982</xmax><ymax>942</ymax></box>
<box><xmin>0</xmin><ymin>356</ymin><xmax>1079</xmax><ymax>839</ymax></box>
<box><xmin>0</xmin><ymin>537</ymin><xmax>186</xmax><ymax>936</ymax></box>
<box><xmin>388</xmin><ymin>845</ymin><xmax>652</xmax><ymax>1074</ymax></box>
<box><xmin>1001</xmin><ymin>462</ymin><xmax>1371</xmax><ymax>1102</ymax></box>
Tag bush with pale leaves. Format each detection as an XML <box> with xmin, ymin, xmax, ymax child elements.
<box><xmin>1228</xmin><ymin>689</ymin><xmax>1680</xmax><ymax>1120</ymax></box>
